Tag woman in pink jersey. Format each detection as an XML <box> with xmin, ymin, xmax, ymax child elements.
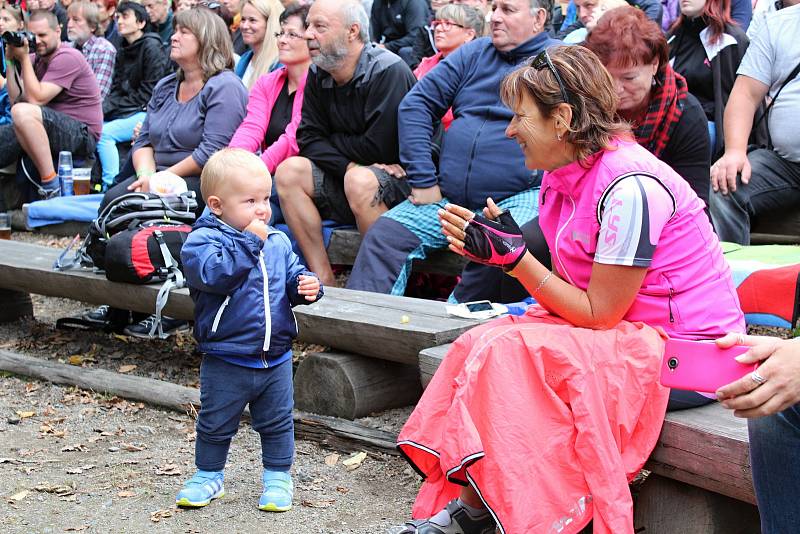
<box><xmin>396</xmin><ymin>45</ymin><xmax>744</xmax><ymax>534</ymax></box>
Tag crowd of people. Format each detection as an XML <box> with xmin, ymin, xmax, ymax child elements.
<box><xmin>1</xmin><ymin>0</ymin><xmax>799</xmax><ymax>532</ymax></box>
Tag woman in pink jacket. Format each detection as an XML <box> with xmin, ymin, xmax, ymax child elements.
<box><xmin>229</xmin><ymin>2</ymin><xmax>310</xmax><ymax>223</ymax></box>
<box><xmin>396</xmin><ymin>46</ymin><xmax>744</xmax><ymax>534</ymax></box>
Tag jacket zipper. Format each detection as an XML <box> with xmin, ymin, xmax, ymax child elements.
<box><xmin>210</xmin><ymin>296</ymin><xmax>230</xmax><ymax>334</ymax></box>
<box><xmin>668</xmin><ymin>286</ymin><xmax>675</xmax><ymax>324</ymax></box>
<box><xmin>259</xmin><ymin>251</ymin><xmax>271</xmax><ymax>366</ymax></box>
<box><xmin>553</xmin><ymin>194</ymin><xmax>576</xmax><ymax>286</ymax></box>
<box><xmin>463</xmin><ymin>115</ymin><xmax>488</xmax><ymax>203</ymax></box>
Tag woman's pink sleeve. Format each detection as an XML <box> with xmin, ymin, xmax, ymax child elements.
<box><xmin>261</xmin><ymin>73</ymin><xmax>307</xmax><ymax>174</ymax></box>
<box><xmin>229</xmin><ymin>76</ymin><xmax>272</xmax><ymax>154</ymax></box>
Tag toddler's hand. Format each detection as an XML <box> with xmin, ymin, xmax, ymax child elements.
<box><xmin>244</xmin><ymin>218</ymin><xmax>268</xmax><ymax>240</ymax></box>
<box><xmin>297</xmin><ymin>275</ymin><xmax>320</xmax><ymax>301</ymax></box>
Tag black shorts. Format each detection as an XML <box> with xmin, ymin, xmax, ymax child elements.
<box><xmin>310</xmin><ymin>161</ymin><xmax>411</xmax><ymax>225</ymax></box>
<box><xmin>41</xmin><ymin>107</ymin><xmax>97</xmax><ymax>160</ymax></box>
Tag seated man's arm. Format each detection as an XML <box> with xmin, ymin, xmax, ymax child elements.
<box><xmin>296</xmin><ymin>72</ymin><xmax>353</xmax><ymax>179</ymax></box>
<box><xmin>328</xmin><ymin>63</ymin><xmax>416</xmax><ymax>165</ymax></box>
<box><xmin>711</xmin><ymin>76</ymin><xmax>770</xmax><ymax>194</ymax></box>
<box><xmin>6</xmin><ymin>49</ymin><xmax>62</xmax><ymax>105</ymax></box>
<box><xmin>399</xmin><ymin>45</ymin><xmax>470</xmax><ymax>189</ymax></box>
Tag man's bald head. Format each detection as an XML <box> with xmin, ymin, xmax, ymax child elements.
<box><xmin>309</xmin><ymin>0</ymin><xmax>369</xmax><ymax>42</ymax></box>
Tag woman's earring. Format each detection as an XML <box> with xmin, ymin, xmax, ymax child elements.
<box><xmin>557</xmin><ymin>133</ymin><xmax>563</xmax><ymax>141</ymax></box>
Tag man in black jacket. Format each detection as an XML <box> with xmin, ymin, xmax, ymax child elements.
<box><xmin>274</xmin><ymin>0</ymin><xmax>416</xmax><ymax>287</ymax></box>
<box><xmin>370</xmin><ymin>0</ymin><xmax>430</xmax><ymax>65</ymax></box>
<box><xmin>96</xmin><ymin>1</ymin><xmax>169</xmax><ymax>189</ymax></box>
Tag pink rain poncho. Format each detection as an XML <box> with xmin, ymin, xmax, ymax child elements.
<box><xmin>398</xmin><ymin>307</ymin><xmax>670</xmax><ymax>534</ymax></box>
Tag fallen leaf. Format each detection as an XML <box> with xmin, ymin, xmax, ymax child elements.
<box><xmin>150</xmin><ymin>509</ymin><xmax>174</xmax><ymax>522</ymax></box>
<box><xmin>16</xmin><ymin>411</ymin><xmax>35</xmax><ymax>419</ymax></box>
<box><xmin>67</xmin><ymin>355</ymin><xmax>84</xmax><ymax>366</ymax></box>
<box><xmin>341</xmin><ymin>451</ymin><xmax>367</xmax><ymax>470</ymax></box>
<box><xmin>118</xmin><ymin>364</ymin><xmax>137</xmax><ymax>374</ymax></box>
<box><xmin>324</xmin><ymin>453</ymin><xmax>340</xmax><ymax>467</ymax></box>
<box><xmin>336</xmin><ymin>486</ymin><xmax>350</xmax><ymax>494</ymax></box>
<box><xmin>120</xmin><ymin>442</ymin><xmax>146</xmax><ymax>452</ymax></box>
<box><xmin>64</xmin><ymin>526</ymin><xmax>89</xmax><ymax>532</ymax></box>
<box><xmin>155</xmin><ymin>464</ymin><xmax>182</xmax><ymax>476</ymax></box>
<box><xmin>112</xmin><ymin>334</ymin><xmax>130</xmax><ymax>343</ymax></box>
<box><xmin>117</xmin><ymin>491</ymin><xmax>136</xmax><ymax>498</ymax></box>
<box><xmin>301</xmin><ymin>499</ymin><xmax>335</xmax><ymax>508</ymax></box>
<box><xmin>8</xmin><ymin>490</ymin><xmax>29</xmax><ymax>502</ymax></box>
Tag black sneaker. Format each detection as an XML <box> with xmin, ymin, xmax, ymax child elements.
<box><xmin>398</xmin><ymin>500</ymin><xmax>496</xmax><ymax>534</ymax></box>
<box><xmin>123</xmin><ymin>315</ymin><xmax>189</xmax><ymax>339</ymax></box>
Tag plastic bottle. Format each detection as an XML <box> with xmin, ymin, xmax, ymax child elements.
<box><xmin>58</xmin><ymin>151</ymin><xmax>73</xmax><ymax>196</ymax></box>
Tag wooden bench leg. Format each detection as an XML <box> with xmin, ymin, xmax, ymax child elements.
<box><xmin>294</xmin><ymin>351</ymin><xmax>422</xmax><ymax>420</ymax></box>
<box><xmin>633</xmin><ymin>474</ymin><xmax>760</xmax><ymax>534</ymax></box>
<box><xmin>0</xmin><ymin>289</ymin><xmax>33</xmax><ymax>323</ymax></box>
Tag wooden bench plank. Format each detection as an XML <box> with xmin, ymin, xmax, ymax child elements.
<box><xmin>419</xmin><ymin>343</ymin><xmax>450</xmax><ymax>389</ymax></box>
<box><xmin>0</xmin><ymin>240</ymin><xmax>480</xmax><ymax>365</ymax></box>
<box><xmin>646</xmin><ymin>403</ymin><xmax>754</xmax><ymax>504</ymax></box>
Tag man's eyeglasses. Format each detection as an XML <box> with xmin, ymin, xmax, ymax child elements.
<box><xmin>274</xmin><ymin>30</ymin><xmax>305</xmax><ymax>40</ymax></box>
<box><xmin>530</xmin><ymin>50</ymin><xmax>571</xmax><ymax>105</ymax></box>
<box><xmin>431</xmin><ymin>19</ymin><xmax>466</xmax><ymax>31</ymax></box>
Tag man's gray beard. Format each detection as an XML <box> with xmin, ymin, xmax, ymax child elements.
<box><xmin>311</xmin><ymin>42</ymin><xmax>349</xmax><ymax>73</ymax></box>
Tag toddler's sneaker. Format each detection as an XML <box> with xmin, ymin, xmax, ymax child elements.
<box><xmin>258</xmin><ymin>469</ymin><xmax>293</xmax><ymax>512</ymax></box>
<box><xmin>176</xmin><ymin>470</ymin><xmax>225</xmax><ymax>507</ymax></box>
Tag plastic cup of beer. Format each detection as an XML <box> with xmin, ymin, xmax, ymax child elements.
<box><xmin>73</xmin><ymin>168</ymin><xmax>92</xmax><ymax>196</ymax></box>
<box><xmin>0</xmin><ymin>212</ymin><xmax>11</xmax><ymax>240</ymax></box>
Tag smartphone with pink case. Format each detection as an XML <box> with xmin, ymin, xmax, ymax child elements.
<box><xmin>660</xmin><ymin>338</ymin><xmax>758</xmax><ymax>393</ymax></box>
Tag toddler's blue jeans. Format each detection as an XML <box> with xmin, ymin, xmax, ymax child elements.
<box><xmin>195</xmin><ymin>355</ymin><xmax>294</xmax><ymax>472</ymax></box>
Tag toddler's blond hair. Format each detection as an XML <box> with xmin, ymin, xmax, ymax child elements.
<box><xmin>200</xmin><ymin>148</ymin><xmax>271</xmax><ymax>202</ymax></box>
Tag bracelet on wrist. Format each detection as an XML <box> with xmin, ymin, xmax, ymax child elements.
<box><xmin>532</xmin><ymin>271</ymin><xmax>553</xmax><ymax>295</ymax></box>
<box><xmin>135</xmin><ymin>169</ymin><xmax>155</xmax><ymax>178</ymax></box>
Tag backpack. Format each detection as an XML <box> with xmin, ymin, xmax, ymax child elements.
<box><xmin>55</xmin><ymin>191</ymin><xmax>198</xmax><ymax>337</ymax></box>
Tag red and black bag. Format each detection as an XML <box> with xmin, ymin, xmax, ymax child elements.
<box><xmin>104</xmin><ymin>221</ymin><xmax>192</xmax><ymax>284</ymax></box>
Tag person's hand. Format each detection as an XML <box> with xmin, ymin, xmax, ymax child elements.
<box><xmin>711</xmin><ymin>150</ymin><xmax>751</xmax><ymax>195</ymax></box>
<box><xmin>716</xmin><ymin>334</ymin><xmax>800</xmax><ymax>418</ymax></box>
<box><xmin>244</xmin><ymin>218</ymin><xmax>269</xmax><ymax>240</ymax></box>
<box><xmin>132</xmin><ymin>121</ymin><xmax>143</xmax><ymax>142</ymax></box>
<box><xmin>439</xmin><ymin>197</ymin><xmax>528</xmax><ymax>271</ymax></box>
<box><xmin>408</xmin><ymin>185</ymin><xmax>442</xmax><ymax>206</ymax></box>
<box><xmin>6</xmin><ymin>40</ymin><xmax>30</xmax><ymax>62</ymax></box>
<box><xmin>297</xmin><ymin>274</ymin><xmax>321</xmax><ymax>301</ymax></box>
<box><xmin>127</xmin><ymin>173</ymin><xmax>152</xmax><ymax>193</ymax></box>
<box><xmin>373</xmin><ymin>163</ymin><xmax>406</xmax><ymax>178</ymax></box>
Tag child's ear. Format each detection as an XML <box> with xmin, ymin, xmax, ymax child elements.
<box><xmin>206</xmin><ymin>195</ymin><xmax>223</xmax><ymax>216</ymax></box>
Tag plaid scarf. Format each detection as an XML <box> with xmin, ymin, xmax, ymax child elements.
<box><xmin>633</xmin><ymin>65</ymin><xmax>689</xmax><ymax>158</ymax></box>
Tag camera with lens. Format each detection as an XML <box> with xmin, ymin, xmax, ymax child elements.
<box><xmin>2</xmin><ymin>30</ymin><xmax>36</xmax><ymax>48</ymax></box>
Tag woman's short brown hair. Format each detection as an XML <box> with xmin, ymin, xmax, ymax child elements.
<box><xmin>174</xmin><ymin>7</ymin><xmax>235</xmax><ymax>82</ymax></box>
<box><xmin>583</xmin><ymin>6</ymin><xmax>669</xmax><ymax>74</ymax></box>
<box><xmin>500</xmin><ymin>45</ymin><xmax>630</xmax><ymax>162</ymax></box>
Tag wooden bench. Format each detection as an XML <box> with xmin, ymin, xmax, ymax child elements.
<box><xmin>0</xmin><ymin>239</ymin><xmax>481</xmax><ymax>418</ymax></box>
<box><xmin>419</xmin><ymin>345</ymin><xmax>761</xmax><ymax>532</ymax></box>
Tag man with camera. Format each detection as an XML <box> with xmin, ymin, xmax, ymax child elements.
<box><xmin>0</xmin><ymin>10</ymin><xmax>102</xmax><ymax>198</ymax></box>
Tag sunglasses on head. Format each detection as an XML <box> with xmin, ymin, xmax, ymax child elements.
<box><xmin>531</xmin><ymin>50</ymin><xmax>571</xmax><ymax>105</ymax></box>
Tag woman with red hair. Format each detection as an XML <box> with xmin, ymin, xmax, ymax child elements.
<box><xmin>583</xmin><ymin>6</ymin><xmax>711</xmax><ymax>208</ymax></box>
<box><xmin>668</xmin><ymin>0</ymin><xmax>748</xmax><ymax>159</ymax></box>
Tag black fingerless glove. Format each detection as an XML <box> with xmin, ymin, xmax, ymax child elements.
<box><xmin>462</xmin><ymin>210</ymin><xmax>527</xmax><ymax>272</ymax></box>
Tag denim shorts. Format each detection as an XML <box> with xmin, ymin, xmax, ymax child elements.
<box><xmin>310</xmin><ymin>161</ymin><xmax>411</xmax><ymax>226</ymax></box>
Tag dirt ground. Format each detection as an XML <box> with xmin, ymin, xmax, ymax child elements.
<box><xmin>0</xmin><ymin>232</ymin><xmax>421</xmax><ymax>534</ymax></box>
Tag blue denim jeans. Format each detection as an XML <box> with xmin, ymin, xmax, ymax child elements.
<box><xmin>748</xmin><ymin>404</ymin><xmax>800</xmax><ymax>533</ymax></box>
<box><xmin>97</xmin><ymin>112</ymin><xmax>146</xmax><ymax>189</ymax></box>
<box><xmin>195</xmin><ymin>355</ymin><xmax>294</xmax><ymax>472</ymax></box>
<box><xmin>709</xmin><ymin>148</ymin><xmax>800</xmax><ymax>245</ymax></box>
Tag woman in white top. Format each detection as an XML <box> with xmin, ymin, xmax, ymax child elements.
<box><xmin>235</xmin><ymin>0</ymin><xmax>283</xmax><ymax>89</ymax></box>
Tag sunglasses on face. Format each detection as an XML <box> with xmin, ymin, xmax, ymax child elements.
<box><xmin>531</xmin><ymin>50</ymin><xmax>571</xmax><ymax>105</ymax></box>
<box><xmin>431</xmin><ymin>19</ymin><xmax>466</xmax><ymax>31</ymax></box>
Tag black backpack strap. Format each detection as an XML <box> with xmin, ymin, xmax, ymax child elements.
<box><xmin>753</xmin><ymin>58</ymin><xmax>800</xmax><ymax>131</ymax></box>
